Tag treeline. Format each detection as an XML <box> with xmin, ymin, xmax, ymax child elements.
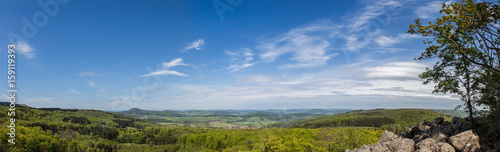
<box><xmin>274</xmin><ymin>109</ymin><xmax>453</xmax><ymax>130</ymax></box>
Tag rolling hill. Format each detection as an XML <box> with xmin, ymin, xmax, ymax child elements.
<box><xmin>272</xmin><ymin>109</ymin><xmax>454</xmax><ymax>130</ymax></box>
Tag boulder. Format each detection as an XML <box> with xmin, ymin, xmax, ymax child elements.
<box><xmin>395</xmin><ymin>138</ymin><xmax>415</xmax><ymax>152</ymax></box>
<box><xmin>379</xmin><ymin>130</ymin><xmax>398</xmax><ymax>143</ymax></box>
<box><xmin>371</xmin><ymin>144</ymin><xmax>391</xmax><ymax>152</ymax></box>
<box><xmin>443</xmin><ymin>121</ymin><xmax>454</xmax><ymax>127</ymax></box>
<box><xmin>416</xmin><ymin>138</ymin><xmax>438</xmax><ymax>151</ymax></box>
<box><xmin>449</xmin><ymin>130</ymin><xmax>480</xmax><ymax>152</ymax></box>
<box><xmin>452</xmin><ymin>117</ymin><xmax>462</xmax><ymax>124</ymax></box>
<box><xmin>414</xmin><ymin>133</ymin><xmax>430</xmax><ymax>143</ymax></box>
<box><xmin>432</xmin><ymin>117</ymin><xmax>445</xmax><ymax>126</ymax></box>
<box><xmin>432</xmin><ymin>133</ymin><xmax>448</xmax><ymax>142</ymax></box>
<box><xmin>437</xmin><ymin>142</ymin><xmax>456</xmax><ymax>152</ymax></box>
<box><xmin>461</xmin><ymin>121</ymin><xmax>473</xmax><ymax>131</ymax></box>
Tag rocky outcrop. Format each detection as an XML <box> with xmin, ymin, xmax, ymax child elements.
<box><xmin>346</xmin><ymin>117</ymin><xmax>483</xmax><ymax>152</ymax></box>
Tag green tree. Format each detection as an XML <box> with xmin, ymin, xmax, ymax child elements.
<box><xmin>408</xmin><ymin>0</ymin><xmax>500</xmax><ymax>122</ymax></box>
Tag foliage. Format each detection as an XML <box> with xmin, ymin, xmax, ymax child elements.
<box><xmin>275</xmin><ymin>109</ymin><xmax>452</xmax><ymax>131</ymax></box>
<box><xmin>408</xmin><ymin>0</ymin><xmax>500</xmax><ymax>121</ymax></box>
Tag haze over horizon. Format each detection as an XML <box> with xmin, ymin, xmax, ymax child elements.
<box><xmin>3</xmin><ymin>0</ymin><xmax>484</xmax><ymax>110</ymax></box>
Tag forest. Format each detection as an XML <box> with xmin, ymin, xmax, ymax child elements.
<box><xmin>0</xmin><ymin>103</ymin><xmax>457</xmax><ymax>152</ymax></box>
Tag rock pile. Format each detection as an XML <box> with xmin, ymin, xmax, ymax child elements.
<box><xmin>346</xmin><ymin>117</ymin><xmax>499</xmax><ymax>152</ymax></box>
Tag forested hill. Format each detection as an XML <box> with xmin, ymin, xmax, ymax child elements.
<box><xmin>273</xmin><ymin>109</ymin><xmax>454</xmax><ymax>130</ymax></box>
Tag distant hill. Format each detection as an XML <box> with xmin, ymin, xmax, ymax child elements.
<box><xmin>431</xmin><ymin>109</ymin><xmax>468</xmax><ymax>117</ymax></box>
<box><xmin>274</xmin><ymin>109</ymin><xmax>454</xmax><ymax>129</ymax></box>
<box><xmin>119</xmin><ymin>108</ymin><xmax>185</xmax><ymax>117</ymax></box>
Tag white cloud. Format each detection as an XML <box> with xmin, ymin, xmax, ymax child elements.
<box><xmin>225</xmin><ymin>48</ymin><xmax>258</xmax><ymax>72</ymax></box>
<box><xmin>398</xmin><ymin>33</ymin><xmax>424</xmax><ymax>39</ymax></box>
<box><xmin>257</xmin><ymin>20</ymin><xmax>340</xmax><ymax>68</ymax></box>
<box><xmin>227</xmin><ymin>63</ymin><xmax>257</xmax><ymax>73</ymax></box>
<box><xmin>361</xmin><ymin>61</ymin><xmax>428</xmax><ymax>80</ymax></box>
<box><xmin>141</xmin><ymin>58</ymin><xmax>189</xmax><ymax>77</ymax></box>
<box><xmin>375</xmin><ymin>35</ymin><xmax>400</xmax><ymax>47</ymax></box>
<box><xmin>348</xmin><ymin>0</ymin><xmax>403</xmax><ymax>33</ymax></box>
<box><xmin>88</xmin><ymin>81</ymin><xmax>96</xmax><ymax>87</ymax></box>
<box><xmin>255</xmin><ymin>0</ymin><xmax>412</xmax><ymax>67</ymax></box>
<box><xmin>244</xmin><ymin>75</ymin><xmax>273</xmax><ymax>83</ymax></box>
<box><xmin>68</xmin><ymin>89</ymin><xmax>79</xmax><ymax>95</ymax></box>
<box><xmin>78</xmin><ymin>72</ymin><xmax>104</xmax><ymax>77</ymax></box>
<box><xmin>147</xmin><ymin>61</ymin><xmax>458</xmax><ymax>109</ymax></box>
<box><xmin>183</xmin><ymin>38</ymin><xmax>205</xmax><ymax>52</ymax></box>
<box><xmin>16</xmin><ymin>41</ymin><xmax>35</xmax><ymax>58</ymax></box>
<box><xmin>415</xmin><ymin>1</ymin><xmax>452</xmax><ymax>19</ymax></box>
<box><xmin>341</xmin><ymin>0</ymin><xmax>406</xmax><ymax>50</ymax></box>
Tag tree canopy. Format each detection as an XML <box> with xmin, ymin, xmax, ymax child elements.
<box><xmin>408</xmin><ymin>0</ymin><xmax>500</xmax><ymax>121</ymax></box>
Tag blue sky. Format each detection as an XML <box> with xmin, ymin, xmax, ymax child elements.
<box><xmin>1</xmin><ymin>0</ymin><xmax>481</xmax><ymax>110</ymax></box>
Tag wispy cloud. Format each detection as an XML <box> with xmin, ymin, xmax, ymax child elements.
<box><xmin>415</xmin><ymin>1</ymin><xmax>452</xmax><ymax>19</ymax></box>
<box><xmin>16</xmin><ymin>41</ymin><xmax>35</xmax><ymax>58</ymax></box>
<box><xmin>398</xmin><ymin>33</ymin><xmax>424</xmax><ymax>39</ymax></box>
<box><xmin>67</xmin><ymin>89</ymin><xmax>79</xmax><ymax>95</ymax></box>
<box><xmin>255</xmin><ymin>0</ymin><xmax>411</xmax><ymax>68</ymax></box>
<box><xmin>361</xmin><ymin>61</ymin><xmax>428</xmax><ymax>80</ymax></box>
<box><xmin>225</xmin><ymin>48</ymin><xmax>258</xmax><ymax>72</ymax></box>
<box><xmin>141</xmin><ymin>58</ymin><xmax>189</xmax><ymax>77</ymax></box>
<box><xmin>78</xmin><ymin>71</ymin><xmax>105</xmax><ymax>77</ymax></box>
<box><xmin>375</xmin><ymin>35</ymin><xmax>401</xmax><ymax>47</ymax></box>
<box><xmin>88</xmin><ymin>81</ymin><xmax>96</xmax><ymax>87</ymax></box>
<box><xmin>342</xmin><ymin>0</ymin><xmax>406</xmax><ymax>50</ymax></box>
<box><xmin>183</xmin><ymin>38</ymin><xmax>205</xmax><ymax>52</ymax></box>
<box><xmin>148</xmin><ymin>60</ymin><xmax>458</xmax><ymax>109</ymax></box>
<box><xmin>258</xmin><ymin>20</ymin><xmax>340</xmax><ymax>68</ymax></box>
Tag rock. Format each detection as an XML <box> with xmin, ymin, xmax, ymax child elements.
<box><xmin>452</xmin><ymin>117</ymin><xmax>462</xmax><ymax>124</ymax></box>
<box><xmin>379</xmin><ymin>130</ymin><xmax>398</xmax><ymax>143</ymax></box>
<box><xmin>416</xmin><ymin>146</ymin><xmax>432</xmax><ymax>152</ymax></box>
<box><xmin>437</xmin><ymin>142</ymin><xmax>456</xmax><ymax>152</ymax></box>
<box><xmin>432</xmin><ymin>117</ymin><xmax>445</xmax><ymax>126</ymax></box>
<box><xmin>461</xmin><ymin>121</ymin><xmax>472</xmax><ymax>131</ymax></box>
<box><xmin>414</xmin><ymin>133</ymin><xmax>431</xmax><ymax>143</ymax></box>
<box><xmin>412</xmin><ymin>121</ymin><xmax>431</xmax><ymax>133</ymax></box>
<box><xmin>449</xmin><ymin>130</ymin><xmax>480</xmax><ymax>152</ymax></box>
<box><xmin>396</xmin><ymin>138</ymin><xmax>415</xmax><ymax>152</ymax></box>
<box><xmin>431</xmin><ymin>127</ymin><xmax>442</xmax><ymax>136</ymax></box>
<box><xmin>432</xmin><ymin>133</ymin><xmax>448</xmax><ymax>142</ymax></box>
<box><xmin>443</xmin><ymin>121</ymin><xmax>453</xmax><ymax>127</ymax></box>
<box><xmin>442</xmin><ymin>123</ymin><xmax>455</xmax><ymax>136</ymax></box>
<box><xmin>416</xmin><ymin>138</ymin><xmax>438</xmax><ymax>151</ymax></box>
<box><xmin>371</xmin><ymin>144</ymin><xmax>391</xmax><ymax>152</ymax></box>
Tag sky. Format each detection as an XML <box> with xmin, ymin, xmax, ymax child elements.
<box><xmin>1</xmin><ymin>0</ymin><xmax>489</xmax><ymax>110</ymax></box>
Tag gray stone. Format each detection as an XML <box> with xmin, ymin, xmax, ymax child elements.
<box><xmin>432</xmin><ymin>133</ymin><xmax>448</xmax><ymax>142</ymax></box>
<box><xmin>371</xmin><ymin>144</ymin><xmax>391</xmax><ymax>152</ymax></box>
<box><xmin>443</xmin><ymin>121</ymin><xmax>453</xmax><ymax>127</ymax></box>
<box><xmin>416</xmin><ymin>138</ymin><xmax>438</xmax><ymax>150</ymax></box>
<box><xmin>438</xmin><ymin>142</ymin><xmax>456</xmax><ymax>152</ymax></box>
<box><xmin>379</xmin><ymin>130</ymin><xmax>398</xmax><ymax>143</ymax></box>
<box><xmin>461</xmin><ymin>121</ymin><xmax>472</xmax><ymax>131</ymax></box>
<box><xmin>452</xmin><ymin>117</ymin><xmax>461</xmax><ymax>124</ymax></box>
<box><xmin>432</xmin><ymin>117</ymin><xmax>445</xmax><ymax>126</ymax></box>
<box><xmin>449</xmin><ymin>130</ymin><xmax>480</xmax><ymax>152</ymax></box>
<box><xmin>395</xmin><ymin>138</ymin><xmax>415</xmax><ymax>152</ymax></box>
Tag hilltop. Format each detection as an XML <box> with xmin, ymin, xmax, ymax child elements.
<box><xmin>273</xmin><ymin>109</ymin><xmax>454</xmax><ymax>132</ymax></box>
